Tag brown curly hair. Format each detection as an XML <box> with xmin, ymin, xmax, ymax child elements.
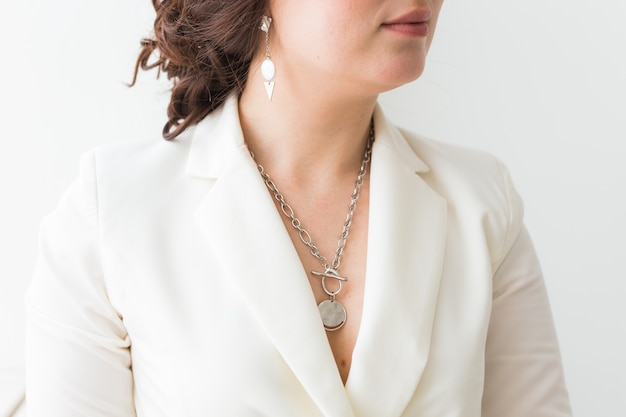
<box><xmin>130</xmin><ymin>0</ymin><xmax>267</xmax><ymax>140</ymax></box>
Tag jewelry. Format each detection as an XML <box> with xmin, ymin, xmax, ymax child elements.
<box><xmin>259</xmin><ymin>16</ymin><xmax>275</xmax><ymax>101</ymax></box>
<box><xmin>253</xmin><ymin>121</ymin><xmax>375</xmax><ymax>331</ymax></box>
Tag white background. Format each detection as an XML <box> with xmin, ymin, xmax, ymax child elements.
<box><xmin>1</xmin><ymin>0</ymin><xmax>625</xmax><ymax>415</ymax></box>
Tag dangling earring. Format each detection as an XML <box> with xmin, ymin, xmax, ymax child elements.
<box><xmin>259</xmin><ymin>15</ymin><xmax>275</xmax><ymax>101</ymax></box>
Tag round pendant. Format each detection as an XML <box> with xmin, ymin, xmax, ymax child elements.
<box><xmin>318</xmin><ymin>299</ymin><xmax>347</xmax><ymax>331</ymax></box>
<box><xmin>261</xmin><ymin>58</ymin><xmax>275</xmax><ymax>81</ymax></box>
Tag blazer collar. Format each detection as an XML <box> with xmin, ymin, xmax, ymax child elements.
<box><xmin>345</xmin><ymin>109</ymin><xmax>446</xmax><ymax>417</ymax></box>
<box><xmin>190</xmin><ymin>95</ymin><xmax>446</xmax><ymax>417</ymax></box>
<box><xmin>185</xmin><ymin>95</ymin><xmax>246</xmax><ymax>179</ymax></box>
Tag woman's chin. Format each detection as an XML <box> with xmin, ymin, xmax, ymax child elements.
<box><xmin>374</xmin><ymin>60</ymin><xmax>427</xmax><ymax>93</ymax></box>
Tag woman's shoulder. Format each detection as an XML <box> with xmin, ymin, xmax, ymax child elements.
<box><xmin>91</xmin><ymin>128</ymin><xmax>195</xmax><ymax>181</ymax></box>
<box><xmin>398</xmin><ymin>127</ymin><xmax>506</xmax><ymax>181</ymax></box>
<box><xmin>397</xmin><ymin>128</ymin><xmax>519</xmax><ymax>204</ymax></box>
<box><xmin>396</xmin><ymin>127</ymin><xmax>524</xmax><ymax>264</ymax></box>
<box><xmin>68</xmin><ymin>128</ymin><xmax>201</xmax><ymax>219</ymax></box>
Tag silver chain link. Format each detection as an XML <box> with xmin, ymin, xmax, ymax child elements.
<box><xmin>254</xmin><ymin>121</ymin><xmax>375</xmax><ymax>272</ymax></box>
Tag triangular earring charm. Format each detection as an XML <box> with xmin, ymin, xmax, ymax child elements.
<box><xmin>264</xmin><ymin>81</ymin><xmax>275</xmax><ymax>101</ymax></box>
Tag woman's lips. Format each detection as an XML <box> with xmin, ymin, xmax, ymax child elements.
<box><xmin>381</xmin><ymin>22</ymin><xmax>429</xmax><ymax>37</ymax></box>
<box><xmin>381</xmin><ymin>9</ymin><xmax>432</xmax><ymax>37</ymax></box>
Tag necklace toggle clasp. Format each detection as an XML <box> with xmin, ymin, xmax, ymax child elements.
<box><xmin>312</xmin><ymin>268</ymin><xmax>348</xmax><ymax>297</ymax></box>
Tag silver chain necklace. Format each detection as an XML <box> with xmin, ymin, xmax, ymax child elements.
<box><xmin>252</xmin><ymin>121</ymin><xmax>374</xmax><ymax>331</ymax></box>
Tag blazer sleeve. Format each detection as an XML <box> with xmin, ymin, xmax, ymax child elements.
<box><xmin>25</xmin><ymin>150</ymin><xmax>136</xmax><ymax>417</ymax></box>
<box><xmin>481</xmin><ymin>162</ymin><xmax>572</xmax><ymax>416</ymax></box>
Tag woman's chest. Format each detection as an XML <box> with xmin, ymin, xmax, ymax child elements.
<box><xmin>280</xmin><ymin>186</ymin><xmax>371</xmax><ymax>385</ymax></box>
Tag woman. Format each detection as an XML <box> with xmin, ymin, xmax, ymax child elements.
<box><xmin>26</xmin><ymin>0</ymin><xmax>573</xmax><ymax>416</ymax></box>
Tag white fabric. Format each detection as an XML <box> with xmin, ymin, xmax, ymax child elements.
<box><xmin>26</xmin><ymin>96</ymin><xmax>572</xmax><ymax>416</ymax></box>
<box><xmin>0</xmin><ymin>364</ymin><xmax>25</xmax><ymax>417</ymax></box>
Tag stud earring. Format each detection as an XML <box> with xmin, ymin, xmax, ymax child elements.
<box><xmin>259</xmin><ymin>15</ymin><xmax>275</xmax><ymax>101</ymax></box>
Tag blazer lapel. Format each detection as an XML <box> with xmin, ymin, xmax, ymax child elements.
<box><xmin>345</xmin><ymin>107</ymin><xmax>448</xmax><ymax>417</ymax></box>
<box><xmin>188</xmin><ymin>97</ymin><xmax>354</xmax><ymax>417</ymax></box>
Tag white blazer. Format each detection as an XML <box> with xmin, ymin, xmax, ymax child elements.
<box><xmin>26</xmin><ymin>96</ymin><xmax>572</xmax><ymax>417</ymax></box>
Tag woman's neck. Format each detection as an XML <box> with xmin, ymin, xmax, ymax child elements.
<box><xmin>238</xmin><ymin>64</ymin><xmax>378</xmax><ymax>187</ymax></box>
